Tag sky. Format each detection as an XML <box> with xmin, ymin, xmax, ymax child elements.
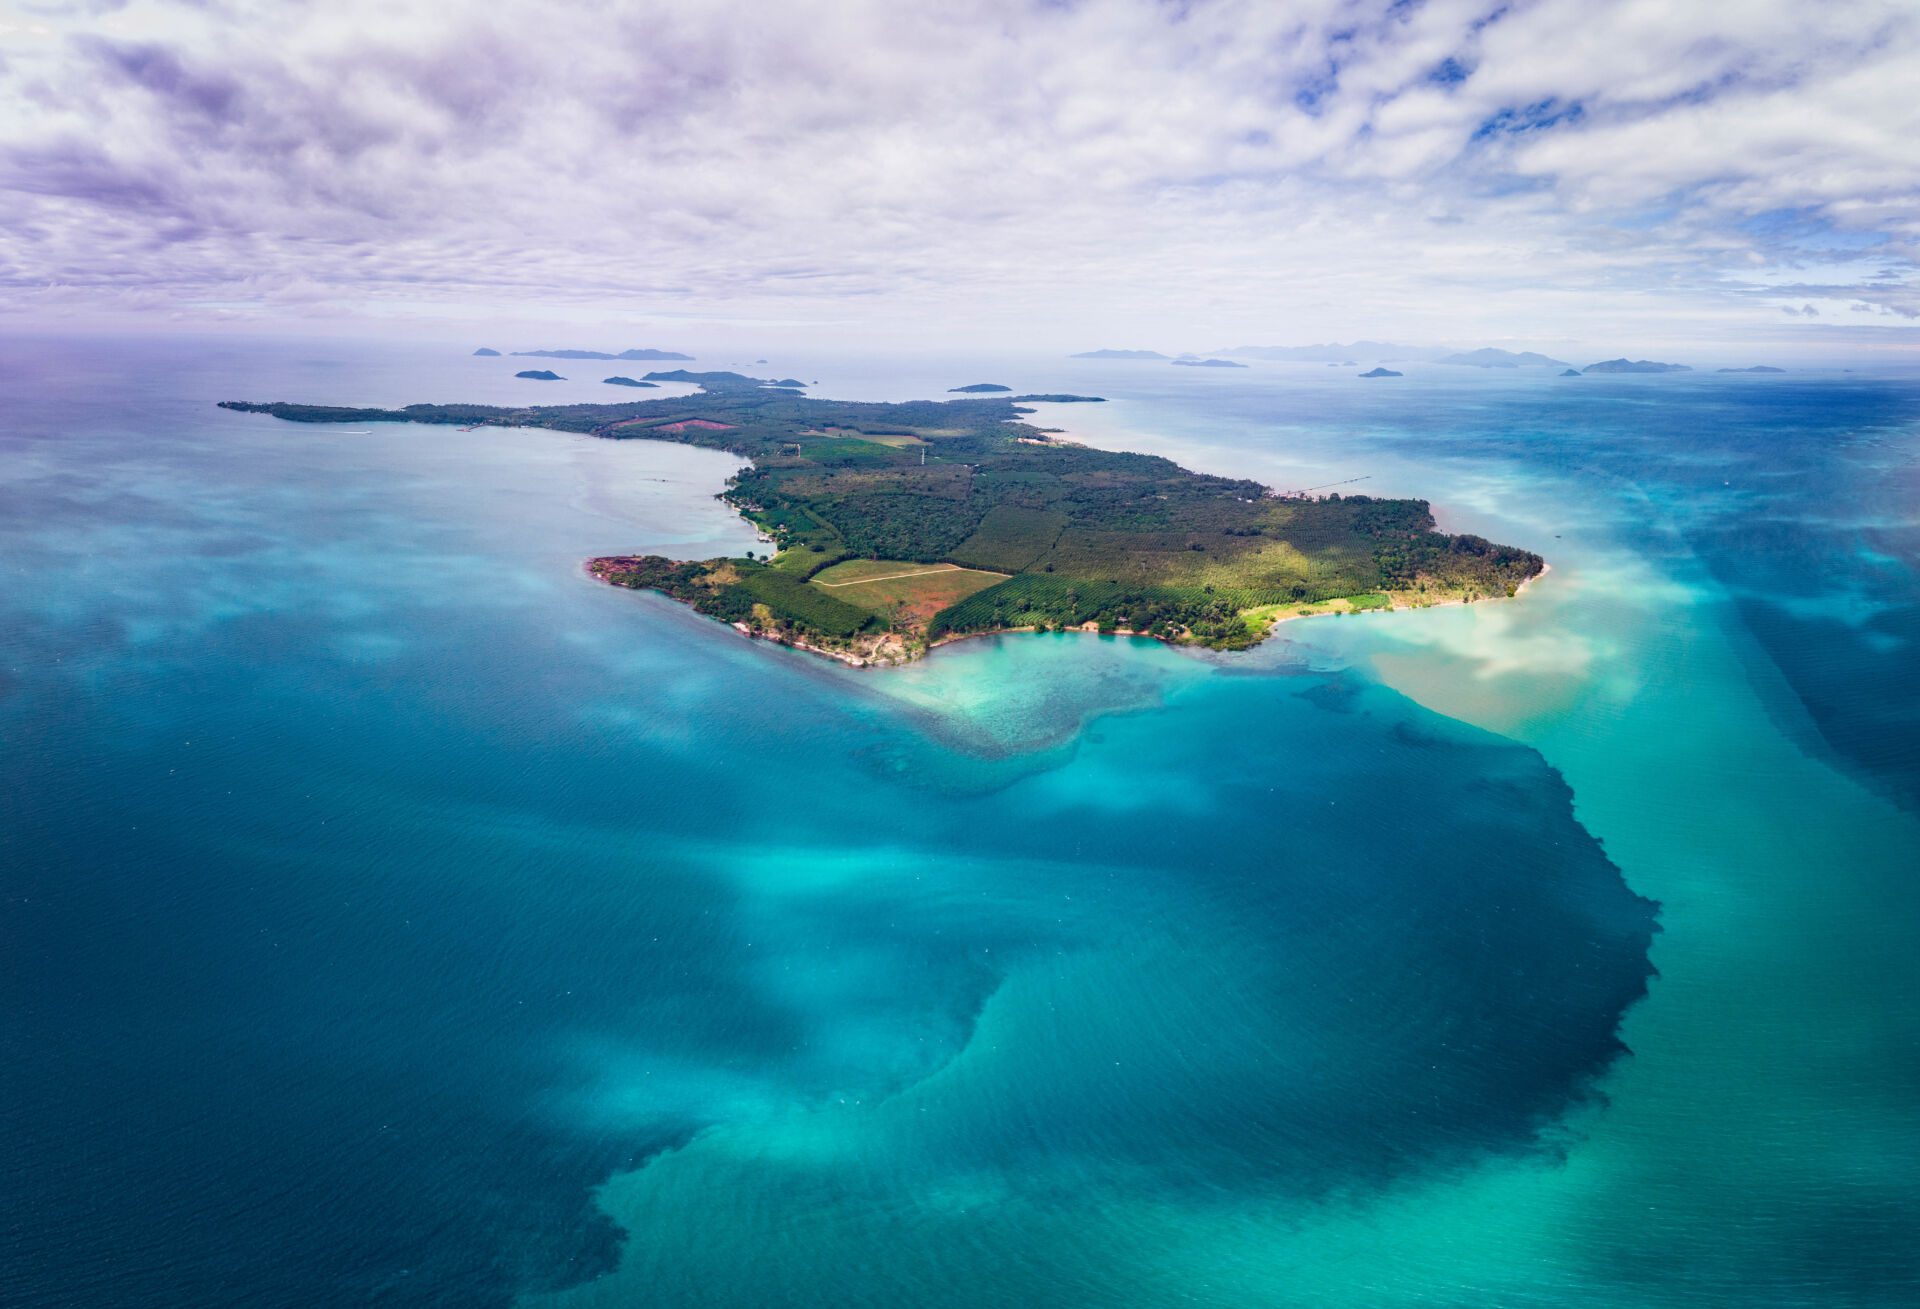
<box><xmin>2</xmin><ymin>0</ymin><xmax>1918</xmax><ymax>357</ymax></box>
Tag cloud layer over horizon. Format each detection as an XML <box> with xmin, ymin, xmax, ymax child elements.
<box><xmin>2</xmin><ymin>0</ymin><xmax>1917</xmax><ymax>352</ymax></box>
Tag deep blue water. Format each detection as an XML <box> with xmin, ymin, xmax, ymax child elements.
<box><xmin>1098</xmin><ymin>369</ymin><xmax>1920</xmax><ymax>809</ymax></box>
<box><xmin>4</xmin><ymin>338</ymin><xmax>1917</xmax><ymax>1307</ymax></box>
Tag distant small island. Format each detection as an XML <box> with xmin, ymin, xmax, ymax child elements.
<box><xmin>1172</xmin><ymin>359</ymin><xmax>1248</xmax><ymax>369</ymax></box>
<box><xmin>949</xmin><ymin>383</ymin><xmax>1012</xmax><ymax>393</ymax></box>
<box><xmin>515</xmin><ymin>369</ymin><xmax>564</xmax><ymax>380</ymax></box>
<box><xmin>603</xmin><ymin>376</ymin><xmax>658</xmax><ymax>388</ymax></box>
<box><xmin>1439</xmin><ymin>348</ymin><xmax>1572</xmax><ymax>369</ymax></box>
<box><xmin>1717</xmin><ymin>365</ymin><xmax>1786</xmax><ymax>374</ymax></box>
<box><xmin>1559</xmin><ymin>369</ymin><xmax>1582</xmax><ymax>377</ymax></box>
<box><xmin>641</xmin><ymin>369</ymin><xmax>775</xmax><ymax>387</ymax></box>
<box><xmin>1071</xmin><ymin>349</ymin><xmax>1169</xmax><ymax>360</ymax></box>
<box><xmin>1583</xmin><ymin>359</ymin><xmax>1692</xmax><ymax>374</ymax></box>
<box><xmin>513</xmin><ymin>348</ymin><xmax>695</xmax><ymax>361</ymax></box>
<box><xmin>472</xmin><ymin>347</ymin><xmax>502</xmax><ymax>357</ymax></box>
<box><xmin>219</xmin><ymin>377</ymin><xmax>1542</xmax><ymax>668</ymax></box>
<box><xmin>1359</xmin><ymin>367</ymin><xmax>1403</xmax><ymax>378</ymax></box>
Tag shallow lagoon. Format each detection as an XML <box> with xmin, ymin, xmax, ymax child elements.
<box><xmin>3</xmin><ymin>339</ymin><xmax>1917</xmax><ymax>1306</ymax></box>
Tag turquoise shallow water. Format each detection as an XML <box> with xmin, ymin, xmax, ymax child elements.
<box><xmin>3</xmin><ymin>339</ymin><xmax>1917</xmax><ymax>1306</ymax></box>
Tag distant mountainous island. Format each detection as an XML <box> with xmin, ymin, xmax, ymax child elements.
<box><xmin>1172</xmin><ymin>358</ymin><xmax>1248</xmax><ymax>368</ymax></box>
<box><xmin>1439</xmin><ymin>348</ymin><xmax>1573</xmax><ymax>369</ymax></box>
<box><xmin>603</xmin><ymin>376</ymin><xmax>658</xmax><ymax>388</ymax></box>
<box><xmin>1560</xmin><ymin>369</ymin><xmax>1582</xmax><ymax>377</ymax></box>
<box><xmin>472</xmin><ymin>347</ymin><xmax>501</xmax><ymax>356</ymax></box>
<box><xmin>1359</xmin><ymin>367</ymin><xmax>1403</xmax><ymax>378</ymax></box>
<box><xmin>1717</xmin><ymin>365</ymin><xmax>1786</xmax><ymax>373</ymax></box>
<box><xmin>515</xmin><ymin>369</ymin><xmax>564</xmax><ymax>380</ymax></box>
<box><xmin>512</xmin><ymin>348</ymin><xmax>695</xmax><ymax>361</ymax></box>
<box><xmin>1583</xmin><ymin>359</ymin><xmax>1693</xmax><ymax>374</ymax></box>
<box><xmin>219</xmin><ymin>380</ymin><xmax>1539</xmax><ymax>668</ymax></box>
<box><xmin>1218</xmin><ymin>343</ymin><xmax>1696</xmax><ymax>369</ymax></box>
<box><xmin>949</xmin><ymin>383</ymin><xmax>1012</xmax><ymax>393</ymax></box>
<box><xmin>1071</xmin><ymin>349</ymin><xmax>1169</xmax><ymax>359</ymax></box>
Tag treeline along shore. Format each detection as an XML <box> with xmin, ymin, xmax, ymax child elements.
<box><xmin>221</xmin><ymin>371</ymin><xmax>1542</xmax><ymax>666</ymax></box>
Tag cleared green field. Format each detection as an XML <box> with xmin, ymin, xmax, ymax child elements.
<box><xmin>795</xmin><ymin>436</ymin><xmax>899</xmax><ymax>464</ymax></box>
<box><xmin>812</xmin><ymin>558</ymin><xmax>943</xmax><ymax>585</ymax></box>
<box><xmin>811</xmin><ymin>561</ymin><xmax>1008</xmax><ymax>624</ymax></box>
<box><xmin>770</xmin><ymin>544</ymin><xmax>847</xmax><ymax>577</ymax></box>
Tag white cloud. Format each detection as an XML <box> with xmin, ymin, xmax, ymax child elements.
<box><xmin>0</xmin><ymin>0</ymin><xmax>1915</xmax><ymax>350</ymax></box>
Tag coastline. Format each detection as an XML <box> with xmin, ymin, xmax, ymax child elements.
<box><xmin>588</xmin><ymin>558</ymin><xmax>1552</xmax><ymax>670</ymax></box>
<box><xmin>249</xmin><ymin>379</ymin><xmax>1547</xmax><ymax>675</ymax></box>
<box><xmin>224</xmin><ymin>385</ymin><xmax>1543</xmax><ymax>675</ymax></box>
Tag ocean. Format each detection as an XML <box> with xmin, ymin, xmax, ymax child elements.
<box><xmin>3</xmin><ymin>337</ymin><xmax>1917</xmax><ymax>1306</ymax></box>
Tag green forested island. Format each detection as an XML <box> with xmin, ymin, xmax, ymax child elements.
<box><xmin>220</xmin><ymin>374</ymin><xmax>1542</xmax><ymax>665</ymax></box>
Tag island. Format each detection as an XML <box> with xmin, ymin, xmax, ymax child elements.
<box><xmin>949</xmin><ymin>383</ymin><xmax>1013</xmax><ymax>393</ymax></box>
<box><xmin>1172</xmin><ymin>359</ymin><xmax>1248</xmax><ymax>368</ymax></box>
<box><xmin>1559</xmin><ymin>369</ymin><xmax>1582</xmax><ymax>377</ymax></box>
<box><xmin>1071</xmin><ymin>349</ymin><xmax>1169</xmax><ymax>360</ymax></box>
<box><xmin>1717</xmin><ymin>365</ymin><xmax>1786</xmax><ymax>373</ymax></box>
<box><xmin>1359</xmin><ymin>367</ymin><xmax>1403</xmax><ymax>378</ymax></box>
<box><xmin>218</xmin><ymin>377</ymin><xmax>1542</xmax><ymax>668</ymax></box>
<box><xmin>1582</xmin><ymin>358</ymin><xmax>1692</xmax><ymax>373</ymax></box>
<box><xmin>1439</xmin><ymin>348</ymin><xmax>1572</xmax><ymax>369</ymax></box>
<box><xmin>603</xmin><ymin>376</ymin><xmax>658</xmax><ymax>388</ymax></box>
<box><xmin>472</xmin><ymin>347</ymin><xmax>502</xmax><ymax>357</ymax></box>
<box><xmin>640</xmin><ymin>369</ymin><xmax>792</xmax><ymax>387</ymax></box>
<box><xmin>515</xmin><ymin>369</ymin><xmax>564</xmax><ymax>380</ymax></box>
<box><xmin>512</xmin><ymin>348</ymin><xmax>695</xmax><ymax>361</ymax></box>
